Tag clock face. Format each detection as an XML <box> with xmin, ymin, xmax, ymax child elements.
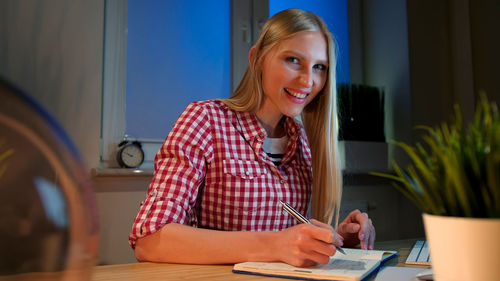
<box><xmin>119</xmin><ymin>143</ymin><xmax>144</xmax><ymax>168</ymax></box>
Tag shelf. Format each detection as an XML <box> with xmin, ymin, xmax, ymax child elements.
<box><xmin>91</xmin><ymin>168</ymin><xmax>154</xmax><ymax>177</ymax></box>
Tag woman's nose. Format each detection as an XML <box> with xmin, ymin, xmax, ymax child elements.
<box><xmin>298</xmin><ymin>69</ymin><xmax>313</xmax><ymax>88</ymax></box>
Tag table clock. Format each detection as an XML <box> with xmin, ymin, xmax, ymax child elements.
<box><xmin>116</xmin><ymin>140</ymin><xmax>144</xmax><ymax>168</ymax></box>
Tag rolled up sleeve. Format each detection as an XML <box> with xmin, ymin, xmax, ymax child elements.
<box><xmin>129</xmin><ymin>102</ymin><xmax>213</xmax><ymax>249</ymax></box>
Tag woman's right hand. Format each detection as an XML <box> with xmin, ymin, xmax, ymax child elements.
<box><xmin>275</xmin><ymin>219</ymin><xmax>344</xmax><ymax>267</ymax></box>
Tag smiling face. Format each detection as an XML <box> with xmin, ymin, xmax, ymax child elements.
<box><xmin>256</xmin><ymin>31</ymin><xmax>328</xmax><ymax>127</ymax></box>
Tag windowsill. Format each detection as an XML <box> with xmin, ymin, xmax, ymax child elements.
<box><xmin>91</xmin><ymin>168</ymin><xmax>154</xmax><ymax>177</ymax></box>
<box><xmin>90</xmin><ymin>168</ymin><xmax>392</xmax><ymax>178</ymax></box>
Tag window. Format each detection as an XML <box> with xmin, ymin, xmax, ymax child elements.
<box><xmin>101</xmin><ymin>0</ymin><xmax>231</xmax><ymax>170</ymax></box>
<box><xmin>100</xmin><ymin>0</ymin><xmax>349</xmax><ymax>171</ymax></box>
<box><xmin>126</xmin><ymin>0</ymin><xmax>230</xmax><ymax>140</ymax></box>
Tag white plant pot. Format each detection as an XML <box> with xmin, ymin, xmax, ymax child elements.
<box><xmin>423</xmin><ymin>213</ymin><xmax>500</xmax><ymax>281</ymax></box>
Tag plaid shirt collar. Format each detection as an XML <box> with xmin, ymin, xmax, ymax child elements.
<box><xmin>221</xmin><ymin>102</ymin><xmax>312</xmax><ymax>167</ymax></box>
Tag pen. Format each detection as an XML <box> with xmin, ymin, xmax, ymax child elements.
<box><xmin>280</xmin><ymin>200</ymin><xmax>346</xmax><ymax>255</ymax></box>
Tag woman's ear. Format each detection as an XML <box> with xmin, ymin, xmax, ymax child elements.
<box><xmin>248</xmin><ymin>46</ymin><xmax>256</xmax><ymax>66</ymax></box>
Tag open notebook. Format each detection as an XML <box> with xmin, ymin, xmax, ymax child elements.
<box><xmin>233</xmin><ymin>248</ymin><xmax>397</xmax><ymax>281</ymax></box>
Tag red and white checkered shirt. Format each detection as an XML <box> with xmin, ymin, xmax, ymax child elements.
<box><xmin>129</xmin><ymin>100</ymin><xmax>313</xmax><ymax>248</ymax></box>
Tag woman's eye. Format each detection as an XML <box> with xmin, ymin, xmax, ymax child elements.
<box><xmin>285</xmin><ymin>57</ymin><xmax>299</xmax><ymax>64</ymax></box>
<box><xmin>314</xmin><ymin>64</ymin><xmax>327</xmax><ymax>71</ymax></box>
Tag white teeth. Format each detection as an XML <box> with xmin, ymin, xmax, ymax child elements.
<box><xmin>286</xmin><ymin>89</ymin><xmax>308</xmax><ymax>99</ymax></box>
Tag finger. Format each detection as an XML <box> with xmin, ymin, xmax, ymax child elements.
<box><xmin>364</xmin><ymin>219</ymin><xmax>372</xmax><ymax>249</ymax></box>
<box><xmin>359</xmin><ymin>218</ymin><xmax>374</xmax><ymax>250</ymax></box>
<box><xmin>340</xmin><ymin>222</ymin><xmax>360</xmax><ymax>234</ymax></box>
<box><xmin>306</xmin><ymin>239</ymin><xmax>336</xmax><ymax>257</ymax></box>
<box><xmin>368</xmin><ymin>222</ymin><xmax>376</xmax><ymax>250</ymax></box>
<box><xmin>293</xmin><ymin>259</ymin><xmax>316</xmax><ymax>268</ymax></box>
<box><xmin>301</xmin><ymin>224</ymin><xmax>335</xmax><ymax>244</ymax></box>
<box><xmin>344</xmin><ymin>209</ymin><xmax>361</xmax><ymax>223</ymax></box>
<box><xmin>298</xmin><ymin>224</ymin><xmax>343</xmax><ymax>251</ymax></box>
<box><xmin>359</xmin><ymin>232</ymin><xmax>366</xmax><ymax>250</ymax></box>
<box><xmin>309</xmin><ymin>221</ymin><xmax>344</xmax><ymax>247</ymax></box>
<box><xmin>285</xmin><ymin>254</ymin><xmax>316</xmax><ymax>268</ymax></box>
<box><xmin>292</xmin><ymin>238</ymin><xmax>334</xmax><ymax>265</ymax></box>
<box><xmin>354</xmin><ymin>211</ymin><xmax>370</xmax><ymax>225</ymax></box>
<box><xmin>365</xmin><ymin>217</ymin><xmax>374</xmax><ymax>247</ymax></box>
<box><xmin>302</xmin><ymin>248</ymin><xmax>332</xmax><ymax>265</ymax></box>
<box><xmin>358</xmin><ymin>230</ymin><xmax>367</xmax><ymax>250</ymax></box>
<box><xmin>333</xmin><ymin>232</ymin><xmax>344</xmax><ymax>247</ymax></box>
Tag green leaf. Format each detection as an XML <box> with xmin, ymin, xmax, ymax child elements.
<box><xmin>372</xmin><ymin>94</ymin><xmax>500</xmax><ymax>218</ymax></box>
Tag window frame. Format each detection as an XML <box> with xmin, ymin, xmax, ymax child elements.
<box><xmin>100</xmin><ymin>0</ymin><xmax>268</xmax><ymax>170</ymax></box>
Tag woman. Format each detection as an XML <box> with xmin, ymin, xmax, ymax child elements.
<box><xmin>129</xmin><ymin>8</ymin><xmax>375</xmax><ymax>267</ymax></box>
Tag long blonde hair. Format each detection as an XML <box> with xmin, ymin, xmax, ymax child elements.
<box><xmin>222</xmin><ymin>9</ymin><xmax>342</xmax><ymax>226</ymax></box>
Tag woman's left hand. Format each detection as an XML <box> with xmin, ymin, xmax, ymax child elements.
<box><xmin>337</xmin><ymin>209</ymin><xmax>376</xmax><ymax>250</ymax></box>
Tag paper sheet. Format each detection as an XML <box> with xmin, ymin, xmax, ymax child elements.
<box><xmin>375</xmin><ymin>266</ymin><xmax>430</xmax><ymax>281</ymax></box>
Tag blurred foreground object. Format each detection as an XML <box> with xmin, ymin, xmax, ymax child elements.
<box><xmin>0</xmin><ymin>78</ymin><xmax>99</xmax><ymax>280</ymax></box>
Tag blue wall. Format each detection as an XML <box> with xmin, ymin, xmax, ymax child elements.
<box><xmin>126</xmin><ymin>0</ymin><xmax>230</xmax><ymax>139</ymax></box>
<box><xmin>269</xmin><ymin>0</ymin><xmax>350</xmax><ymax>84</ymax></box>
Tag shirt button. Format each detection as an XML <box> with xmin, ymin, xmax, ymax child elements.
<box><xmin>280</xmin><ymin>179</ymin><xmax>285</xmax><ymax>184</ymax></box>
<box><xmin>149</xmin><ymin>191</ymin><xmax>155</xmax><ymax>196</ymax></box>
<box><xmin>245</xmin><ymin>171</ymin><xmax>250</xmax><ymax>176</ymax></box>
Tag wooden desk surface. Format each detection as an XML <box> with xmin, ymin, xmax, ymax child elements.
<box><xmin>92</xmin><ymin>239</ymin><xmax>428</xmax><ymax>281</ymax></box>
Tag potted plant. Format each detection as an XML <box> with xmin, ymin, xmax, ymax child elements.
<box><xmin>372</xmin><ymin>94</ymin><xmax>500</xmax><ymax>281</ymax></box>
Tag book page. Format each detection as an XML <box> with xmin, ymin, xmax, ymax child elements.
<box><xmin>234</xmin><ymin>249</ymin><xmax>397</xmax><ymax>280</ymax></box>
<box><xmin>308</xmin><ymin>258</ymin><xmax>380</xmax><ymax>277</ymax></box>
<box><xmin>234</xmin><ymin>259</ymin><xmax>380</xmax><ymax>280</ymax></box>
<box><xmin>333</xmin><ymin>248</ymin><xmax>389</xmax><ymax>261</ymax></box>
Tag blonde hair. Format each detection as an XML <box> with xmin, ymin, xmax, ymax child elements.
<box><xmin>222</xmin><ymin>9</ymin><xmax>342</xmax><ymax>226</ymax></box>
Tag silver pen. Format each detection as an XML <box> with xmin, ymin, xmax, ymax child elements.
<box><xmin>280</xmin><ymin>200</ymin><xmax>346</xmax><ymax>255</ymax></box>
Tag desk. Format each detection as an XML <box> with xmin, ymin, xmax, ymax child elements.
<box><xmin>92</xmin><ymin>239</ymin><xmax>428</xmax><ymax>281</ymax></box>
